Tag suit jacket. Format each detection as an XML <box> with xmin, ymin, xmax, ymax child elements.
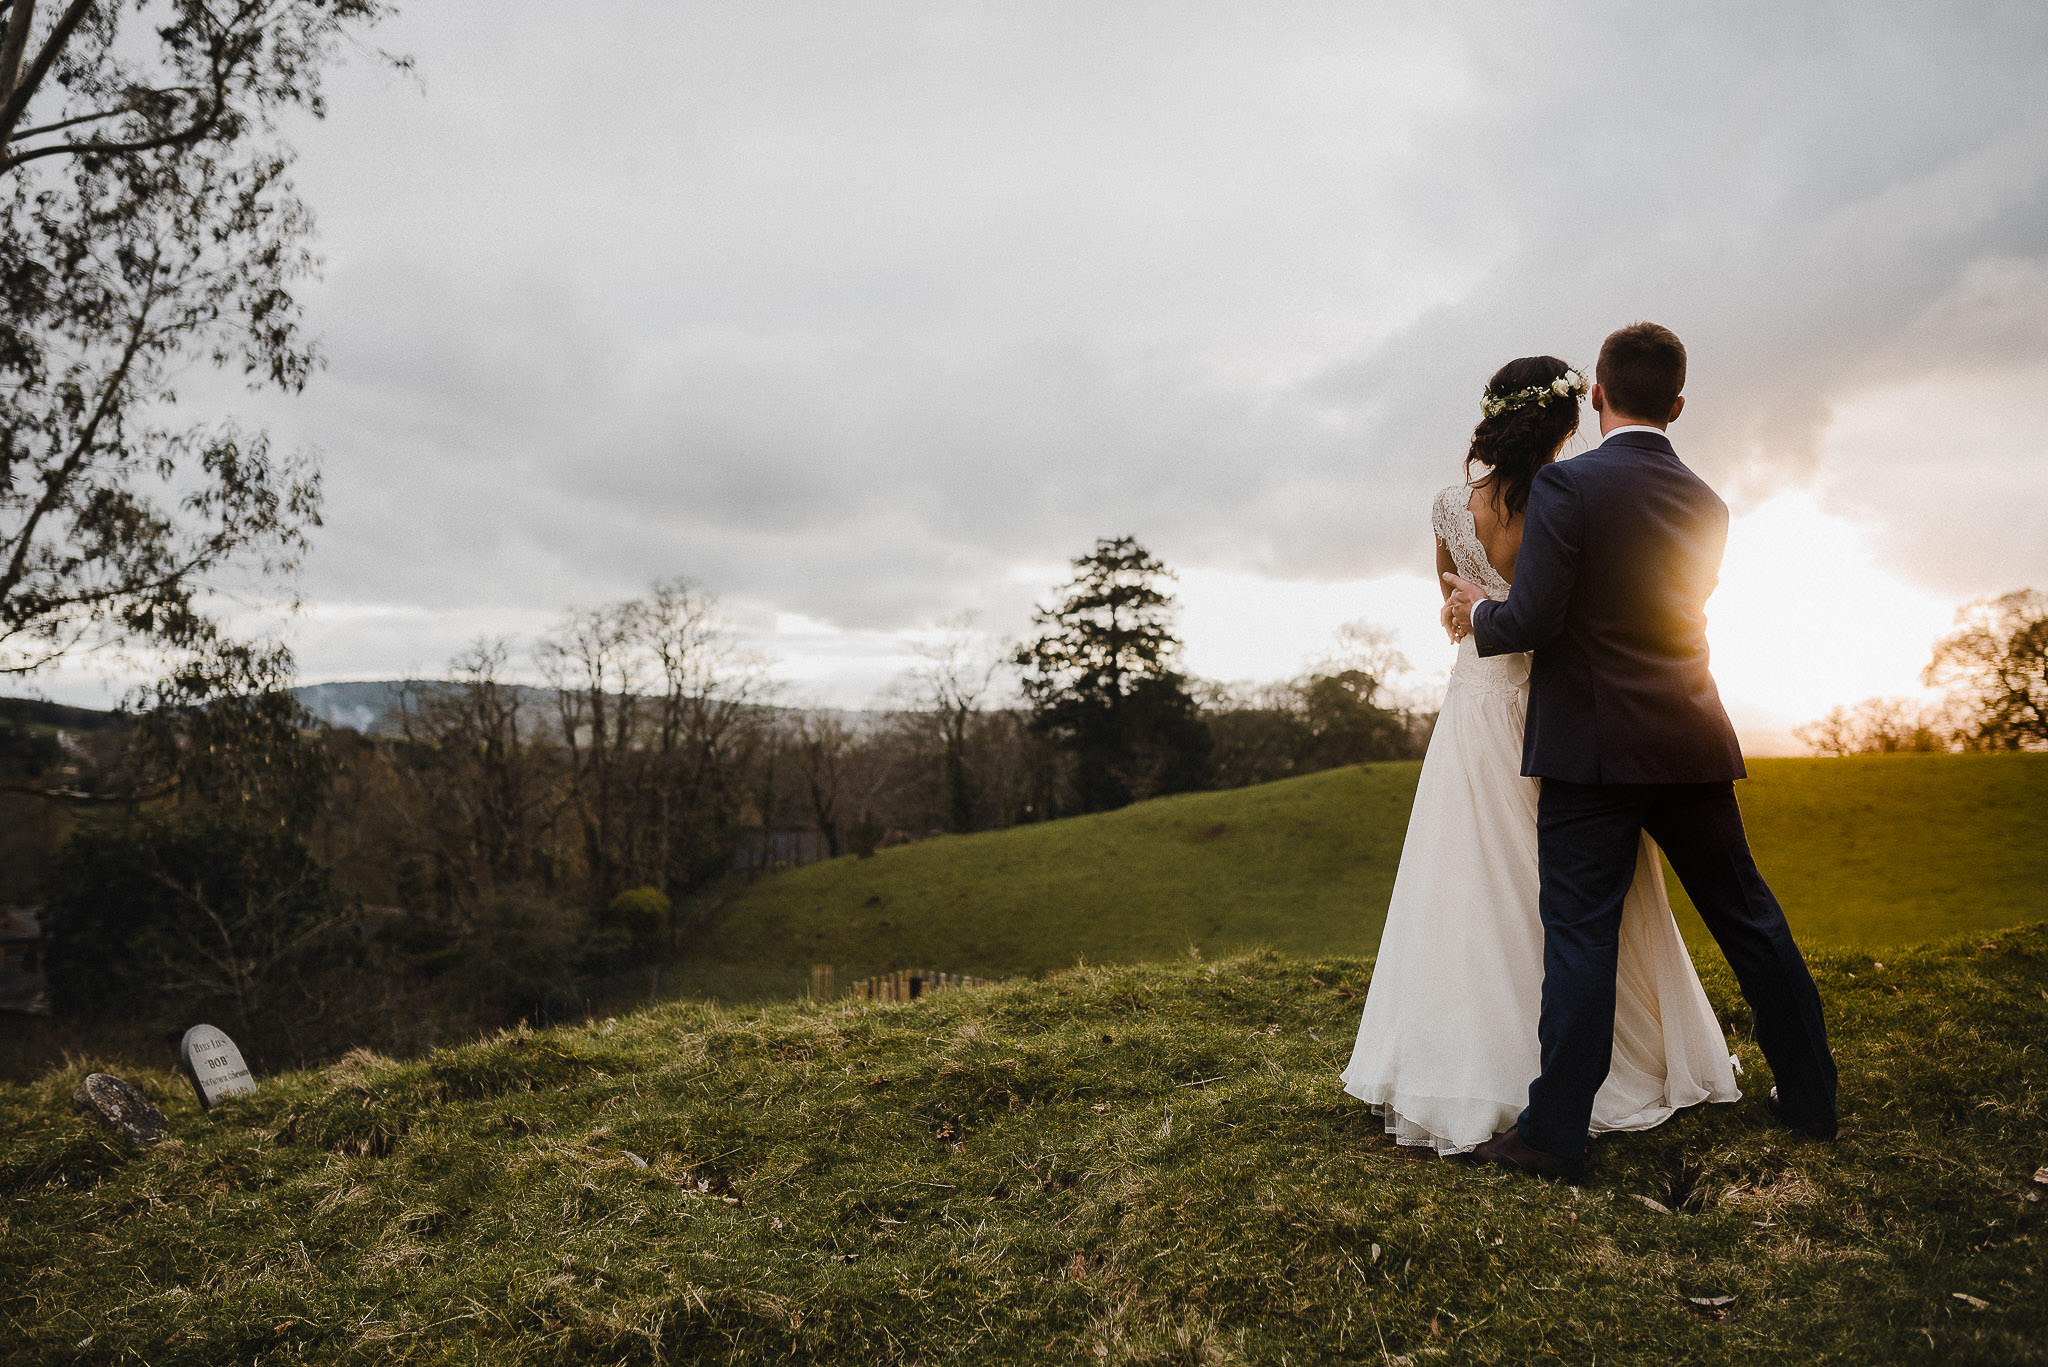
<box><xmin>1470</xmin><ymin>429</ymin><xmax>1746</xmax><ymax>785</ymax></box>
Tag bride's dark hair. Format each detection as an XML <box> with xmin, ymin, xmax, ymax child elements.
<box><xmin>1466</xmin><ymin>354</ymin><xmax>1581</xmax><ymax>518</ymax></box>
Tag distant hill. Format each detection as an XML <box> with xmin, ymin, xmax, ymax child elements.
<box><xmin>290</xmin><ymin>680</ymin><xmax>878</xmax><ymax>738</ymax></box>
<box><xmin>289</xmin><ymin>679</ymin><xmax>573</xmax><ymax>737</ymax></box>
<box><xmin>0</xmin><ymin>685</ymin><xmax>427</xmax><ymax>738</ymax></box>
<box><xmin>288</xmin><ymin>679</ymin><xmax>413</xmax><ymax>734</ymax></box>
<box><xmin>0</xmin><ymin>696</ymin><xmax>123</xmax><ymax>733</ymax></box>
<box><xmin>0</xmin><ymin>685</ymin><xmax>427</xmax><ymax>737</ymax></box>
<box><xmin>2</xmin><ymin>682</ymin><xmax>878</xmax><ymax>741</ymax></box>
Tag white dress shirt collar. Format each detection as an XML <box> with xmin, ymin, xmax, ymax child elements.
<box><xmin>1602</xmin><ymin>424</ymin><xmax>1668</xmax><ymax>442</ymax></box>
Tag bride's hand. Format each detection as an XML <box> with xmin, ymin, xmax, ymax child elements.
<box><xmin>1442</xmin><ymin>572</ymin><xmax>1486</xmax><ymax>641</ymax></box>
<box><xmin>1440</xmin><ymin>599</ymin><xmax>1463</xmax><ymax>643</ymax></box>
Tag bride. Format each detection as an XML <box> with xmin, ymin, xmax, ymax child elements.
<box><xmin>1339</xmin><ymin>355</ymin><xmax>1740</xmax><ymax>1155</ymax></box>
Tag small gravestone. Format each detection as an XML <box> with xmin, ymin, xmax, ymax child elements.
<box><xmin>178</xmin><ymin>1023</ymin><xmax>256</xmax><ymax>1110</ymax></box>
<box><xmin>71</xmin><ymin>1073</ymin><xmax>168</xmax><ymax>1146</ymax></box>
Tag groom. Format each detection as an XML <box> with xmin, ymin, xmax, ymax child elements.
<box><xmin>1442</xmin><ymin>321</ymin><xmax>1839</xmax><ymax>1181</ymax></box>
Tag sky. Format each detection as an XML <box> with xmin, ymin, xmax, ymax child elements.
<box><xmin>49</xmin><ymin>1</ymin><xmax>2048</xmax><ymax>751</ymax></box>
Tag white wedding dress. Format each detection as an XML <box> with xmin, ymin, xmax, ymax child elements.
<box><xmin>1339</xmin><ymin>483</ymin><xmax>1741</xmax><ymax>1154</ymax></box>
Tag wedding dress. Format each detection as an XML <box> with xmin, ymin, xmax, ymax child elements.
<box><xmin>1338</xmin><ymin>483</ymin><xmax>1741</xmax><ymax>1154</ymax></box>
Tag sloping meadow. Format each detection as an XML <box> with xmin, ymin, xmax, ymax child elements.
<box><xmin>698</xmin><ymin>754</ymin><xmax>2048</xmax><ymax>986</ymax></box>
<box><xmin>3</xmin><ymin>926</ymin><xmax>2044</xmax><ymax>1365</ymax></box>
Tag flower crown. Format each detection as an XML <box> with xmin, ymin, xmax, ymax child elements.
<box><xmin>1480</xmin><ymin>367</ymin><xmax>1588</xmax><ymax>419</ymax></box>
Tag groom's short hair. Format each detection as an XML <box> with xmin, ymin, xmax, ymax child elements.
<box><xmin>1597</xmin><ymin>322</ymin><xmax>1686</xmax><ymax>421</ymax></box>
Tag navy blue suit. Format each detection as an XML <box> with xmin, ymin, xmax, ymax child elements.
<box><xmin>1472</xmin><ymin>429</ymin><xmax>1837</xmax><ymax>1161</ymax></box>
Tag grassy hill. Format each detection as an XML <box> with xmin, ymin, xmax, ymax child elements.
<box><xmin>700</xmin><ymin>753</ymin><xmax>2048</xmax><ymax>987</ymax></box>
<box><xmin>3</xmin><ymin>927</ymin><xmax>2043</xmax><ymax>1364</ymax></box>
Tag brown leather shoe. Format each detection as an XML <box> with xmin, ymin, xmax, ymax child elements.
<box><xmin>1764</xmin><ymin>1087</ymin><xmax>1839</xmax><ymax>1141</ymax></box>
<box><xmin>1461</xmin><ymin>1127</ymin><xmax>1581</xmax><ymax>1182</ymax></box>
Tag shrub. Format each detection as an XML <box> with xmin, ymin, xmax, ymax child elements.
<box><xmin>573</xmin><ymin>926</ymin><xmax>638</xmax><ymax>977</ymax></box>
<box><xmin>447</xmin><ymin>886</ymin><xmax>586</xmax><ymax>1024</ymax></box>
<box><xmin>607</xmin><ymin>886</ymin><xmax>672</xmax><ymax>946</ymax></box>
<box><xmin>42</xmin><ymin>814</ymin><xmax>356</xmax><ymax>1051</ymax></box>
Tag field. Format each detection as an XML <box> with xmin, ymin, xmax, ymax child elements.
<box><xmin>3</xmin><ymin>925</ymin><xmax>2043</xmax><ymax>1365</ymax></box>
<box><xmin>698</xmin><ymin>753</ymin><xmax>2048</xmax><ymax>987</ymax></box>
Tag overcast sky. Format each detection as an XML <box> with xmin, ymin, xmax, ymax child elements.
<box><xmin>77</xmin><ymin>1</ymin><xmax>2048</xmax><ymax>739</ymax></box>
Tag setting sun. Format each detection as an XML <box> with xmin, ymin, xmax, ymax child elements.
<box><xmin>1708</xmin><ymin>490</ymin><xmax>1956</xmax><ymax>747</ymax></box>
<box><xmin>1168</xmin><ymin>488</ymin><xmax>1962</xmax><ymax>757</ymax></box>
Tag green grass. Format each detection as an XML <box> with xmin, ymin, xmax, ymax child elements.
<box><xmin>3</xmin><ymin>927</ymin><xmax>2044</xmax><ymax>1364</ymax></box>
<box><xmin>1667</xmin><ymin>754</ymin><xmax>2048</xmax><ymax>947</ymax></box>
<box><xmin>702</xmin><ymin>753</ymin><xmax>2048</xmax><ymax>984</ymax></box>
<box><xmin>702</xmin><ymin>758</ymin><xmax>1419</xmax><ymax>982</ymax></box>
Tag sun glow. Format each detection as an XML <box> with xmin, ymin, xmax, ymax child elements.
<box><xmin>1707</xmin><ymin>490</ymin><xmax>1955</xmax><ymax>747</ymax></box>
<box><xmin>1166</xmin><ymin>490</ymin><xmax>1958</xmax><ymax>757</ymax></box>
<box><xmin>1174</xmin><ymin>567</ymin><xmax>1448</xmax><ymax>695</ymax></box>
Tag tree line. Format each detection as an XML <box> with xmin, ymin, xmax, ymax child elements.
<box><xmin>1</xmin><ymin>536</ymin><xmax>1432</xmax><ymax>1074</ymax></box>
<box><xmin>1795</xmin><ymin>589</ymin><xmax>2048</xmax><ymax>756</ymax></box>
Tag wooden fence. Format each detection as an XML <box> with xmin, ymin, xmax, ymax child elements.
<box><xmin>813</xmin><ymin>965</ymin><xmax>994</xmax><ymax>1004</ymax></box>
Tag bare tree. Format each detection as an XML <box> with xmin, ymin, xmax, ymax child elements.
<box><xmin>963</xmin><ymin>703</ymin><xmax>1054</xmax><ymax>829</ymax></box>
<box><xmin>537</xmin><ymin>602</ymin><xmax>645</xmax><ymax>907</ymax></box>
<box><xmin>638</xmin><ymin>578</ymin><xmax>769</xmax><ymax>892</ymax></box>
<box><xmin>1924</xmin><ymin>589</ymin><xmax>2048</xmax><ymax>751</ymax></box>
<box><xmin>395</xmin><ymin>639</ymin><xmax>558</xmax><ymax>915</ymax></box>
<box><xmin>787</xmin><ymin>708</ymin><xmax>855</xmax><ymax>857</ymax></box>
<box><xmin>911</xmin><ymin>615</ymin><xmax>1006</xmax><ymax>833</ymax></box>
<box><xmin>142</xmin><ymin>843</ymin><xmax>351</xmax><ymax>1047</ymax></box>
<box><xmin>1794</xmin><ymin>696</ymin><xmax>1956</xmax><ymax>757</ymax></box>
<box><xmin>44</xmin><ymin>811</ymin><xmax>354</xmax><ymax>1055</ymax></box>
<box><xmin>1315</xmin><ymin>620</ymin><xmax>1412</xmax><ymax>707</ymax></box>
<box><xmin>536</xmin><ymin>580</ymin><xmax>769</xmax><ymax>908</ymax></box>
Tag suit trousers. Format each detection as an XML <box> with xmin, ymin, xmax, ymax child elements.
<box><xmin>1516</xmin><ymin>778</ymin><xmax>1838</xmax><ymax>1162</ymax></box>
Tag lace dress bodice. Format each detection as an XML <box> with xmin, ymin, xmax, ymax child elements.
<box><xmin>1432</xmin><ymin>483</ymin><xmax>1512</xmax><ymax>601</ymax></box>
<box><xmin>1433</xmin><ymin>484</ymin><xmax>1530</xmax><ymax>698</ymax></box>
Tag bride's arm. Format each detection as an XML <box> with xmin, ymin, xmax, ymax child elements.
<box><xmin>1435</xmin><ymin>538</ymin><xmax>1464</xmax><ymax>641</ymax></box>
<box><xmin>1468</xmin><ymin>466</ymin><xmax>1580</xmax><ymax>656</ymax></box>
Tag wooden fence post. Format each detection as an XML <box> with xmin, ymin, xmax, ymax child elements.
<box><xmin>843</xmin><ymin>967</ymin><xmax>999</xmax><ymax>1006</ymax></box>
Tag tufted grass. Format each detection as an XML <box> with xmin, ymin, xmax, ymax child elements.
<box><xmin>3</xmin><ymin>924</ymin><xmax>2043</xmax><ymax>1365</ymax></box>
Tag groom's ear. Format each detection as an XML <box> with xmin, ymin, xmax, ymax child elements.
<box><xmin>1589</xmin><ymin>383</ymin><xmax>1607</xmax><ymax>415</ymax></box>
<box><xmin>1666</xmin><ymin>394</ymin><xmax>1685</xmax><ymax>424</ymax></box>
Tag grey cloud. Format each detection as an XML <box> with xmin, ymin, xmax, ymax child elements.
<box><xmin>229</xmin><ymin>0</ymin><xmax>2048</xmax><ymax>683</ymax></box>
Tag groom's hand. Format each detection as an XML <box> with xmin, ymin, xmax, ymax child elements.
<box><xmin>1442</xmin><ymin>572</ymin><xmax>1487</xmax><ymax>641</ymax></box>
